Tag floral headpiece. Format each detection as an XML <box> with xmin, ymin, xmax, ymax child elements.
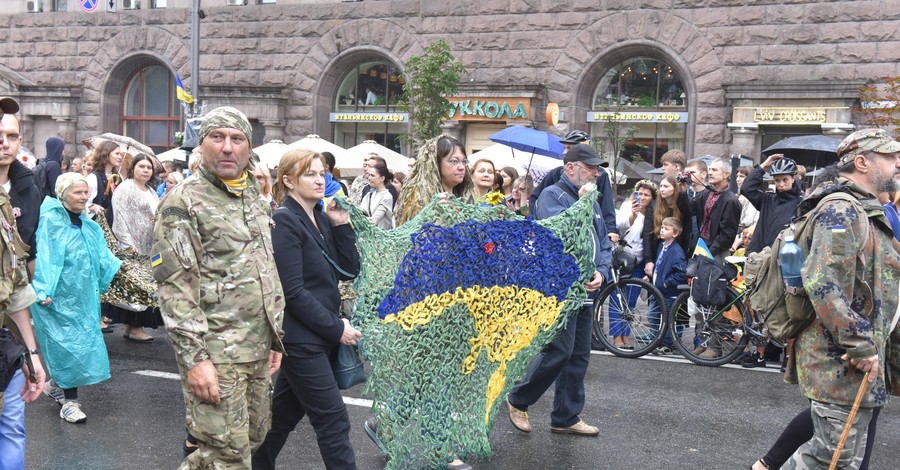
<box><xmin>634</xmin><ymin>179</ymin><xmax>659</xmax><ymax>197</ymax></box>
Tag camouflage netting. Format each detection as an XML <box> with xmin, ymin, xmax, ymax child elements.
<box><xmin>341</xmin><ymin>191</ymin><xmax>597</xmax><ymax>469</ymax></box>
<box><xmin>95</xmin><ymin>214</ymin><xmax>158</xmax><ymax>308</ymax></box>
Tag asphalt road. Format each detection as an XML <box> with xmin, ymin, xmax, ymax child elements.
<box><xmin>23</xmin><ymin>325</ymin><xmax>900</xmax><ymax>469</ymax></box>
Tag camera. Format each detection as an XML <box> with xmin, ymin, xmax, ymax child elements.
<box><xmin>676</xmin><ymin>171</ymin><xmax>691</xmax><ymax>183</ymax></box>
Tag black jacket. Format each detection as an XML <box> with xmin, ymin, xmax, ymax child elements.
<box><xmin>271</xmin><ymin>196</ymin><xmax>360</xmax><ymax>345</ymax></box>
<box><xmin>529</xmin><ymin>165</ymin><xmax>619</xmax><ymax>235</ymax></box>
<box><xmin>690</xmin><ymin>186</ymin><xmax>742</xmax><ymax>257</ymax></box>
<box><xmin>641</xmin><ymin>191</ymin><xmax>693</xmax><ymax>263</ymax></box>
<box><xmin>7</xmin><ymin>160</ymin><xmax>42</xmax><ymax>260</ymax></box>
<box><xmin>740</xmin><ymin>165</ymin><xmax>803</xmax><ymax>254</ymax></box>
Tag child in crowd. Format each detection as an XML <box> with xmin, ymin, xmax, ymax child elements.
<box><xmin>647</xmin><ymin>217</ymin><xmax>687</xmax><ymax>354</ymax></box>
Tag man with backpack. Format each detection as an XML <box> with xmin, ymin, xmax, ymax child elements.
<box><xmin>782</xmin><ymin>128</ymin><xmax>900</xmax><ymax>469</ymax></box>
<box><xmin>738</xmin><ymin>154</ymin><xmax>803</xmax><ymax>368</ymax></box>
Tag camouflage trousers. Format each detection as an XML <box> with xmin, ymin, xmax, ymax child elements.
<box><xmin>784</xmin><ymin>400</ymin><xmax>873</xmax><ymax>470</ymax></box>
<box><xmin>179</xmin><ymin>359</ymin><xmax>273</xmax><ymax>470</ymax></box>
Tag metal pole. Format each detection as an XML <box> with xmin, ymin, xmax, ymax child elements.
<box><xmin>190</xmin><ymin>0</ymin><xmax>200</xmax><ymax>112</ymax></box>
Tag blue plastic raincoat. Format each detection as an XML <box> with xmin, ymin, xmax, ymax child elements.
<box><xmin>31</xmin><ymin>197</ymin><xmax>122</xmax><ymax>389</ymax></box>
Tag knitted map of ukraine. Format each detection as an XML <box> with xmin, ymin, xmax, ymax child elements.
<box><xmin>346</xmin><ymin>192</ymin><xmax>596</xmax><ymax>469</ymax></box>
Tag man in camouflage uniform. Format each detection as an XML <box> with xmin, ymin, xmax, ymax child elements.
<box><xmin>152</xmin><ymin>106</ymin><xmax>285</xmax><ymax>469</ymax></box>
<box><xmin>0</xmin><ymin>95</ymin><xmax>46</xmax><ymax>470</ymax></box>
<box><xmin>786</xmin><ymin>128</ymin><xmax>900</xmax><ymax>469</ymax></box>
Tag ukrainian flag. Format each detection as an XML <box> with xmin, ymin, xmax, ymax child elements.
<box><xmin>175</xmin><ymin>74</ymin><xmax>194</xmax><ymax>104</ymax></box>
<box><xmin>693</xmin><ymin>237</ymin><xmax>713</xmax><ymax>258</ymax></box>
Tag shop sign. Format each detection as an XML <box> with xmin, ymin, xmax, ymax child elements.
<box><xmin>752</xmin><ymin>108</ymin><xmax>827</xmax><ymax>124</ymax></box>
<box><xmin>447</xmin><ymin>98</ymin><xmax>530</xmax><ymax>121</ymax></box>
<box><xmin>329</xmin><ymin>112</ymin><xmax>408</xmax><ymax>123</ymax></box>
<box><xmin>586</xmin><ymin>111</ymin><xmax>688</xmax><ymax>123</ymax></box>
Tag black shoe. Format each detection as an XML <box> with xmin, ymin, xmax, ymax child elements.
<box><xmin>742</xmin><ymin>352</ymin><xmax>766</xmax><ymax>368</ymax></box>
<box><xmin>365</xmin><ymin>419</ymin><xmax>388</xmax><ymax>456</ymax></box>
<box><xmin>732</xmin><ymin>351</ymin><xmax>751</xmax><ymax>364</ymax></box>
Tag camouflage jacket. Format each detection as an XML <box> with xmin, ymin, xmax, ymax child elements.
<box><xmin>152</xmin><ymin>165</ymin><xmax>285</xmax><ymax>369</ymax></box>
<box><xmin>0</xmin><ymin>186</ymin><xmax>30</xmax><ymax>322</ymax></box>
<box><xmin>795</xmin><ymin>178</ymin><xmax>900</xmax><ymax>407</ymax></box>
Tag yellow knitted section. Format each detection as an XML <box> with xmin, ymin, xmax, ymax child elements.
<box><xmin>383</xmin><ymin>285</ymin><xmax>564</xmax><ymax>424</ymax></box>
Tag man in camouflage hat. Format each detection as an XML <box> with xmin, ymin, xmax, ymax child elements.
<box><xmin>783</xmin><ymin>128</ymin><xmax>900</xmax><ymax>469</ymax></box>
<box><xmin>152</xmin><ymin>106</ymin><xmax>285</xmax><ymax>469</ymax></box>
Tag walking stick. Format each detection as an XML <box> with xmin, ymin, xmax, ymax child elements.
<box><xmin>828</xmin><ymin>357</ymin><xmax>870</xmax><ymax>470</ymax></box>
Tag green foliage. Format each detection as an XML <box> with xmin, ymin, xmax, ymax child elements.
<box><xmin>591</xmin><ymin>104</ymin><xmax>644</xmax><ymax>190</ymax></box>
<box><xmin>398</xmin><ymin>40</ymin><xmax>467</xmax><ymax>149</ymax></box>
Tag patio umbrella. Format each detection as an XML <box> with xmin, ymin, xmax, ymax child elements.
<box><xmin>253</xmin><ymin>140</ymin><xmax>288</xmax><ymax>169</ymax></box>
<box><xmin>762</xmin><ymin>135</ymin><xmax>840</xmax><ymax>168</ymax></box>
<box><xmin>471</xmin><ymin>143</ymin><xmax>564</xmax><ymax>172</ymax></box>
<box><xmin>84</xmin><ymin>133</ymin><xmax>155</xmax><ymax>157</ymax></box>
<box><xmin>489</xmin><ymin>125</ymin><xmax>565</xmax><ymax>177</ymax></box>
<box><xmin>156</xmin><ymin>147</ymin><xmax>191</xmax><ymax>163</ymax></box>
<box><xmin>343</xmin><ymin>140</ymin><xmax>411</xmax><ymax>177</ymax></box>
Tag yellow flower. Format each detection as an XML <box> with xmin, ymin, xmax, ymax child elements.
<box><xmin>485</xmin><ymin>191</ymin><xmax>503</xmax><ymax>205</ymax></box>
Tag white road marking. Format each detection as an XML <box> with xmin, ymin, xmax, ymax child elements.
<box><xmin>132</xmin><ymin>370</ymin><xmax>376</xmax><ymax>407</ymax></box>
<box><xmin>590</xmin><ymin>350</ymin><xmax>783</xmax><ymax>373</ymax></box>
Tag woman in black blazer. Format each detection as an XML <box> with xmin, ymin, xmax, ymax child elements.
<box><xmin>253</xmin><ymin>150</ymin><xmax>361</xmax><ymax>470</ymax></box>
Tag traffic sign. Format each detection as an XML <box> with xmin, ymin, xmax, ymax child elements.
<box><xmin>106</xmin><ymin>0</ymin><xmax>116</xmax><ymax>13</ymax></box>
<box><xmin>79</xmin><ymin>0</ymin><xmax>99</xmax><ymax>12</ymax></box>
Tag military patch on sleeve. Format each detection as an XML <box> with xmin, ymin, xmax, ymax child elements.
<box><xmin>831</xmin><ymin>225</ymin><xmax>847</xmax><ymax>233</ymax></box>
<box><xmin>161</xmin><ymin>207</ymin><xmax>191</xmax><ymax>220</ymax></box>
<box><xmin>151</xmin><ymin>253</ymin><xmax>162</xmax><ymax>268</ymax></box>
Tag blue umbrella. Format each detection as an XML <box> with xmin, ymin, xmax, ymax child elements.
<box><xmin>489</xmin><ymin>125</ymin><xmax>566</xmax><ymax>176</ymax></box>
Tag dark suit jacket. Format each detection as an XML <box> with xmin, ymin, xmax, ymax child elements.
<box><xmin>652</xmin><ymin>241</ymin><xmax>687</xmax><ymax>297</ymax></box>
<box><xmin>691</xmin><ymin>186</ymin><xmax>741</xmax><ymax>257</ymax></box>
<box><xmin>271</xmin><ymin>196</ymin><xmax>360</xmax><ymax>345</ymax></box>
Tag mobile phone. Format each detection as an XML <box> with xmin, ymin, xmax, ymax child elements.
<box><xmin>633</xmin><ymin>192</ymin><xmax>640</xmax><ymax>203</ymax></box>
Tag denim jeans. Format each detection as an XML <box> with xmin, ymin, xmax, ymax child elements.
<box><xmin>0</xmin><ymin>370</ymin><xmax>26</xmax><ymax>470</ymax></box>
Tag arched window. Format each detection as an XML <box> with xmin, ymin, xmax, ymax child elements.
<box><xmin>590</xmin><ymin>56</ymin><xmax>687</xmax><ymax>165</ymax></box>
<box><xmin>332</xmin><ymin>60</ymin><xmax>406</xmax><ymax>154</ymax></box>
<box><xmin>121</xmin><ymin>64</ymin><xmax>182</xmax><ymax>154</ymax></box>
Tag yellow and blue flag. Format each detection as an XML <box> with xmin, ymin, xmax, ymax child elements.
<box><xmin>175</xmin><ymin>74</ymin><xmax>194</xmax><ymax>104</ymax></box>
<box><xmin>693</xmin><ymin>237</ymin><xmax>713</xmax><ymax>258</ymax></box>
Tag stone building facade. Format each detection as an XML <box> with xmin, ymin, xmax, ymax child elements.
<box><xmin>1</xmin><ymin>0</ymin><xmax>898</xmax><ymax>167</ymax></box>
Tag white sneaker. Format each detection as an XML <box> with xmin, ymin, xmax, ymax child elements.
<box><xmin>43</xmin><ymin>381</ymin><xmax>65</xmax><ymax>406</ymax></box>
<box><xmin>60</xmin><ymin>401</ymin><xmax>87</xmax><ymax>423</ymax></box>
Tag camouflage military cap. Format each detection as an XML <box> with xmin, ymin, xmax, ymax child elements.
<box><xmin>837</xmin><ymin>128</ymin><xmax>900</xmax><ymax>166</ymax></box>
<box><xmin>199</xmin><ymin>106</ymin><xmax>252</xmax><ymax>143</ymax></box>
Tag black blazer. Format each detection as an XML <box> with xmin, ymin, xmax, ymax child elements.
<box><xmin>271</xmin><ymin>196</ymin><xmax>360</xmax><ymax>345</ymax></box>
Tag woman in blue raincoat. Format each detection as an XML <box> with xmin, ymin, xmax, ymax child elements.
<box><xmin>31</xmin><ymin>172</ymin><xmax>122</xmax><ymax>424</ymax></box>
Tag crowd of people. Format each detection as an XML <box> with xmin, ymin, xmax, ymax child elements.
<box><xmin>1</xmin><ymin>94</ymin><xmax>898</xmax><ymax>470</ymax></box>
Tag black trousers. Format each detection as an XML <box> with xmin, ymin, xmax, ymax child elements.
<box><xmin>252</xmin><ymin>342</ymin><xmax>357</xmax><ymax>470</ymax></box>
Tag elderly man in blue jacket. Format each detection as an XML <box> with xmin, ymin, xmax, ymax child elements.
<box><xmin>506</xmin><ymin>143</ymin><xmax>612</xmax><ymax>437</ymax></box>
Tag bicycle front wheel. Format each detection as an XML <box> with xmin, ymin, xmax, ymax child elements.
<box><xmin>593</xmin><ymin>277</ymin><xmax>668</xmax><ymax>358</ymax></box>
<box><xmin>668</xmin><ymin>288</ymin><xmax>750</xmax><ymax>367</ymax></box>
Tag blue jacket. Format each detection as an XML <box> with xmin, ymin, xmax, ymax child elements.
<box><xmin>653</xmin><ymin>241</ymin><xmax>687</xmax><ymax>297</ymax></box>
<box><xmin>529</xmin><ymin>165</ymin><xmax>618</xmax><ymax>236</ymax></box>
<box><xmin>534</xmin><ymin>174</ymin><xmax>612</xmax><ymax>280</ymax></box>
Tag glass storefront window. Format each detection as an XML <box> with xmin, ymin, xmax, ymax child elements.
<box><xmin>122</xmin><ymin>64</ymin><xmax>182</xmax><ymax>154</ymax></box>
<box><xmin>333</xmin><ymin>60</ymin><xmax>407</xmax><ymax>155</ymax></box>
<box><xmin>591</xmin><ymin>56</ymin><xmax>687</xmax><ymax>165</ymax></box>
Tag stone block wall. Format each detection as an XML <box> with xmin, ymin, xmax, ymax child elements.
<box><xmin>0</xmin><ymin>0</ymin><xmax>897</xmax><ymax>157</ymax></box>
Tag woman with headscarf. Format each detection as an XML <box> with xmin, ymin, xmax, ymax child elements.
<box><xmin>110</xmin><ymin>154</ymin><xmax>162</xmax><ymax>342</ymax></box>
<box><xmin>32</xmin><ymin>173</ymin><xmax>122</xmax><ymax>424</ymax></box>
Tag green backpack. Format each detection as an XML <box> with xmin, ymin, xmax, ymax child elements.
<box><xmin>745</xmin><ymin>192</ymin><xmax>869</xmax><ymax>342</ymax></box>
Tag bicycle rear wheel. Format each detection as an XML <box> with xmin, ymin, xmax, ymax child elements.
<box><xmin>593</xmin><ymin>277</ymin><xmax>667</xmax><ymax>358</ymax></box>
<box><xmin>668</xmin><ymin>289</ymin><xmax>750</xmax><ymax>366</ymax></box>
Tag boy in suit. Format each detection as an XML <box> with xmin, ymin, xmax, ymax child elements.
<box><xmin>648</xmin><ymin>217</ymin><xmax>687</xmax><ymax>354</ymax></box>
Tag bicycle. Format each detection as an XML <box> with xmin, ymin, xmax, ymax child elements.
<box><xmin>666</xmin><ymin>256</ymin><xmax>783</xmax><ymax>367</ymax></box>
<box><xmin>592</xmin><ymin>243</ymin><xmax>668</xmax><ymax>358</ymax></box>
